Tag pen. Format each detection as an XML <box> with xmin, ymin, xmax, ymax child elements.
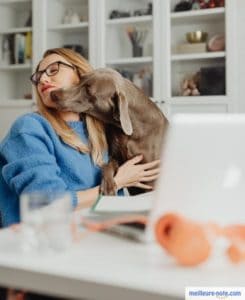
<box><xmin>91</xmin><ymin>193</ymin><xmax>103</xmax><ymax>211</ymax></box>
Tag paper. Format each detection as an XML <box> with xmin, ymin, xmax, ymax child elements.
<box><xmin>92</xmin><ymin>191</ymin><xmax>155</xmax><ymax>214</ymax></box>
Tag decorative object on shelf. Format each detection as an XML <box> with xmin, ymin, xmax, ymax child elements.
<box><xmin>192</xmin><ymin>0</ymin><xmax>209</xmax><ymax>10</ymax></box>
<box><xmin>208</xmin><ymin>0</ymin><xmax>216</xmax><ymax>8</ymax></box>
<box><xmin>207</xmin><ymin>34</ymin><xmax>225</xmax><ymax>52</ymax></box>
<box><xmin>126</xmin><ymin>26</ymin><xmax>148</xmax><ymax>57</ymax></box>
<box><xmin>186</xmin><ymin>31</ymin><xmax>208</xmax><ymax>43</ymax></box>
<box><xmin>109</xmin><ymin>2</ymin><xmax>152</xmax><ymax>19</ymax></box>
<box><xmin>181</xmin><ymin>73</ymin><xmax>200</xmax><ymax>96</ymax></box>
<box><xmin>109</xmin><ymin>10</ymin><xmax>131</xmax><ymax>19</ymax></box>
<box><xmin>215</xmin><ymin>0</ymin><xmax>225</xmax><ymax>7</ymax></box>
<box><xmin>199</xmin><ymin>66</ymin><xmax>225</xmax><ymax>95</ymax></box>
<box><xmin>191</xmin><ymin>0</ymin><xmax>225</xmax><ymax>10</ymax></box>
<box><xmin>70</xmin><ymin>11</ymin><xmax>81</xmax><ymax>24</ymax></box>
<box><xmin>62</xmin><ymin>8</ymin><xmax>81</xmax><ymax>24</ymax></box>
<box><xmin>80</xmin><ymin>14</ymin><xmax>88</xmax><ymax>22</ymax></box>
<box><xmin>115</xmin><ymin>68</ymin><xmax>152</xmax><ymax>97</ymax></box>
<box><xmin>174</xmin><ymin>0</ymin><xmax>192</xmax><ymax>12</ymax></box>
<box><xmin>62</xmin><ymin>8</ymin><xmax>73</xmax><ymax>24</ymax></box>
<box><xmin>24</xmin><ymin>93</ymin><xmax>32</xmax><ymax>100</ymax></box>
<box><xmin>133</xmin><ymin>2</ymin><xmax>152</xmax><ymax>16</ymax></box>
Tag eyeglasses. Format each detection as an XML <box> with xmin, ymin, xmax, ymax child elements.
<box><xmin>30</xmin><ymin>61</ymin><xmax>76</xmax><ymax>86</ymax></box>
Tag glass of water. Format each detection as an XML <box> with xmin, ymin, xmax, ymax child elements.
<box><xmin>20</xmin><ymin>191</ymin><xmax>73</xmax><ymax>253</ymax></box>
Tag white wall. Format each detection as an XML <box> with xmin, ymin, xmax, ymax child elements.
<box><xmin>236</xmin><ymin>0</ymin><xmax>245</xmax><ymax>112</ymax></box>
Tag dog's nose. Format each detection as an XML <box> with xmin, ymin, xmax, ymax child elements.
<box><xmin>50</xmin><ymin>91</ymin><xmax>60</xmax><ymax>102</ymax></box>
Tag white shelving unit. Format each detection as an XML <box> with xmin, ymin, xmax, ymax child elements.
<box><xmin>0</xmin><ymin>0</ymin><xmax>33</xmax><ymax>112</ymax></box>
<box><xmin>0</xmin><ymin>0</ymin><xmax>238</xmax><ymax>138</ymax></box>
<box><xmin>0</xmin><ymin>27</ymin><xmax>32</xmax><ymax>34</ymax></box>
<box><xmin>171</xmin><ymin>51</ymin><xmax>226</xmax><ymax>61</ymax></box>
<box><xmin>165</xmin><ymin>0</ymin><xmax>236</xmax><ymax>114</ymax></box>
<box><xmin>171</xmin><ymin>7</ymin><xmax>225</xmax><ymax>21</ymax></box>
<box><xmin>48</xmin><ymin>22</ymin><xmax>89</xmax><ymax>32</ymax></box>
<box><xmin>106</xmin><ymin>15</ymin><xmax>152</xmax><ymax>25</ymax></box>
<box><xmin>106</xmin><ymin>56</ymin><xmax>153</xmax><ymax>66</ymax></box>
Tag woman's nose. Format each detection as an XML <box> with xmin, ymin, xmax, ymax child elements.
<box><xmin>39</xmin><ymin>72</ymin><xmax>51</xmax><ymax>84</ymax></box>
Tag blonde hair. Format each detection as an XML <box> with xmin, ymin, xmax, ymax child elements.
<box><xmin>34</xmin><ymin>48</ymin><xmax>107</xmax><ymax>166</ymax></box>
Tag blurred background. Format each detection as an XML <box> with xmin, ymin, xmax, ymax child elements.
<box><xmin>0</xmin><ymin>0</ymin><xmax>244</xmax><ymax>138</ymax></box>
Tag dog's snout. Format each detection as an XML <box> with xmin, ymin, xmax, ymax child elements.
<box><xmin>50</xmin><ymin>91</ymin><xmax>59</xmax><ymax>102</ymax></box>
<box><xmin>50</xmin><ymin>89</ymin><xmax>65</xmax><ymax>103</ymax></box>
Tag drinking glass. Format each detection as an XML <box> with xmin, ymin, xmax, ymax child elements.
<box><xmin>20</xmin><ymin>191</ymin><xmax>73</xmax><ymax>253</ymax></box>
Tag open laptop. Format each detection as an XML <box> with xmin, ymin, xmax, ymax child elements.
<box><xmin>86</xmin><ymin>114</ymin><xmax>245</xmax><ymax>242</ymax></box>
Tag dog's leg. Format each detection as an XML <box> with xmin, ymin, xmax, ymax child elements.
<box><xmin>100</xmin><ymin>159</ymin><xmax>119</xmax><ymax>195</ymax></box>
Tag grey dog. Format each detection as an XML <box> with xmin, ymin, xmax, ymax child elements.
<box><xmin>51</xmin><ymin>68</ymin><xmax>168</xmax><ymax>195</ymax></box>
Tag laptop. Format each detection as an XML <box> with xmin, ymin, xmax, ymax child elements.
<box><xmin>85</xmin><ymin>114</ymin><xmax>245</xmax><ymax>242</ymax></box>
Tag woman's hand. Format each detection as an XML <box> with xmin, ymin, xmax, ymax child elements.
<box><xmin>114</xmin><ymin>155</ymin><xmax>160</xmax><ymax>190</ymax></box>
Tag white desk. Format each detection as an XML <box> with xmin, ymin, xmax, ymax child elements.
<box><xmin>0</xmin><ymin>231</ymin><xmax>244</xmax><ymax>300</ymax></box>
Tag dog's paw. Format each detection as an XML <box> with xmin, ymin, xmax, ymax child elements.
<box><xmin>100</xmin><ymin>178</ymin><xmax>117</xmax><ymax>196</ymax></box>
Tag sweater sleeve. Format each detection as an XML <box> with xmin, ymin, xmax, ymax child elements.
<box><xmin>1</xmin><ymin>132</ymin><xmax>78</xmax><ymax>207</ymax></box>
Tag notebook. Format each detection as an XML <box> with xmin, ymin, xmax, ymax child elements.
<box><xmin>91</xmin><ymin>191</ymin><xmax>154</xmax><ymax>214</ymax></box>
<box><xmin>85</xmin><ymin>114</ymin><xmax>245</xmax><ymax>242</ymax></box>
<box><xmin>82</xmin><ymin>191</ymin><xmax>154</xmax><ymax>242</ymax></box>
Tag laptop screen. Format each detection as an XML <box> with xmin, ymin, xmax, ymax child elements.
<box><xmin>149</xmin><ymin>114</ymin><xmax>245</xmax><ymax>228</ymax></box>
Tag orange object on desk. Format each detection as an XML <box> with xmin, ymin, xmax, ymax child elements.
<box><xmin>154</xmin><ymin>213</ymin><xmax>245</xmax><ymax>267</ymax></box>
<box><xmin>154</xmin><ymin>213</ymin><xmax>212</xmax><ymax>266</ymax></box>
<box><xmin>223</xmin><ymin>225</ymin><xmax>245</xmax><ymax>263</ymax></box>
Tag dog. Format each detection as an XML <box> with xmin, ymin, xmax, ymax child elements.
<box><xmin>51</xmin><ymin>68</ymin><xmax>168</xmax><ymax>195</ymax></box>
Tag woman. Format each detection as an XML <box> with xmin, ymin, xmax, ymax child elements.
<box><xmin>0</xmin><ymin>48</ymin><xmax>160</xmax><ymax>227</ymax></box>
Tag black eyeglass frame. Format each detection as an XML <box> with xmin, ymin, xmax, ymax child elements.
<box><xmin>30</xmin><ymin>61</ymin><xmax>76</xmax><ymax>86</ymax></box>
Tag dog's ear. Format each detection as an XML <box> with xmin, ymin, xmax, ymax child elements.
<box><xmin>117</xmin><ymin>92</ymin><xmax>133</xmax><ymax>136</ymax></box>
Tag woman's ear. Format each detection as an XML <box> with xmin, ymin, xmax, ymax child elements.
<box><xmin>117</xmin><ymin>91</ymin><xmax>133</xmax><ymax>135</ymax></box>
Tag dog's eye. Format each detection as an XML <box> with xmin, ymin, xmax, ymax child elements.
<box><xmin>111</xmin><ymin>93</ymin><xmax>118</xmax><ymax>102</ymax></box>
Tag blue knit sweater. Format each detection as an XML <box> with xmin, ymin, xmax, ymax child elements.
<box><xmin>0</xmin><ymin>113</ymin><xmax>109</xmax><ymax>227</ymax></box>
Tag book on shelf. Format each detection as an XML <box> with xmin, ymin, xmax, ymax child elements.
<box><xmin>1</xmin><ymin>32</ymin><xmax>32</xmax><ymax>66</ymax></box>
<box><xmin>14</xmin><ymin>33</ymin><xmax>25</xmax><ymax>64</ymax></box>
<box><xmin>25</xmin><ymin>32</ymin><xmax>32</xmax><ymax>64</ymax></box>
<box><xmin>173</xmin><ymin>43</ymin><xmax>207</xmax><ymax>54</ymax></box>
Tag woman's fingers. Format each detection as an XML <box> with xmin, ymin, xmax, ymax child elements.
<box><xmin>143</xmin><ymin>168</ymin><xmax>160</xmax><ymax>176</ymax></box>
<box><xmin>140</xmin><ymin>174</ymin><xmax>159</xmax><ymax>182</ymax></box>
<box><xmin>140</xmin><ymin>160</ymin><xmax>161</xmax><ymax>170</ymax></box>
<box><xmin>127</xmin><ymin>154</ymin><xmax>143</xmax><ymax>165</ymax></box>
<box><xmin>135</xmin><ymin>182</ymin><xmax>153</xmax><ymax>189</ymax></box>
